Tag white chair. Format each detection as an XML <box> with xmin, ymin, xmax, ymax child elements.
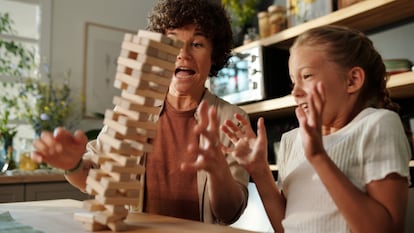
<box><xmin>231</xmin><ymin>182</ymin><xmax>274</xmax><ymax>233</ymax></box>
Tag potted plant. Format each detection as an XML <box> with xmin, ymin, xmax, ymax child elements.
<box><xmin>222</xmin><ymin>0</ymin><xmax>259</xmax><ymax>46</ymax></box>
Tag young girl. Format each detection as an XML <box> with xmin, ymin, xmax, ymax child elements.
<box><xmin>221</xmin><ymin>25</ymin><xmax>411</xmax><ymax>233</ymax></box>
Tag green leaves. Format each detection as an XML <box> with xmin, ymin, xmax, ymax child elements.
<box><xmin>0</xmin><ymin>12</ymin><xmax>35</xmax><ymax>77</ymax></box>
<box><xmin>222</xmin><ymin>0</ymin><xmax>259</xmax><ymax>27</ymax></box>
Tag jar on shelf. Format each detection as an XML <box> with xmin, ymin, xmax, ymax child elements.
<box><xmin>268</xmin><ymin>5</ymin><xmax>286</xmax><ymax>35</ymax></box>
<box><xmin>243</xmin><ymin>27</ymin><xmax>259</xmax><ymax>45</ymax></box>
<box><xmin>257</xmin><ymin>11</ymin><xmax>270</xmax><ymax>39</ymax></box>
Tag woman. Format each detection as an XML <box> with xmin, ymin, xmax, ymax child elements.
<box><xmin>31</xmin><ymin>0</ymin><xmax>249</xmax><ymax>225</ymax></box>
<box><xmin>222</xmin><ymin>25</ymin><xmax>411</xmax><ymax>232</ymax></box>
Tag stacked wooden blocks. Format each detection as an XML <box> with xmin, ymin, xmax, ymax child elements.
<box><xmin>74</xmin><ymin>30</ymin><xmax>182</xmax><ymax>231</ymax></box>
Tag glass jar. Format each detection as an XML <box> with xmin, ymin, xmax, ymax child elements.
<box><xmin>268</xmin><ymin>5</ymin><xmax>287</xmax><ymax>35</ymax></box>
<box><xmin>19</xmin><ymin>138</ymin><xmax>38</xmax><ymax>171</ymax></box>
<box><xmin>257</xmin><ymin>11</ymin><xmax>270</xmax><ymax>39</ymax></box>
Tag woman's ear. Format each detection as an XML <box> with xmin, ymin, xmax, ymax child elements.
<box><xmin>346</xmin><ymin>66</ymin><xmax>365</xmax><ymax>94</ymax></box>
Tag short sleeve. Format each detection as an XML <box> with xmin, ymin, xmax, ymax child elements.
<box><xmin>361</xmin><ymin>111</ymin><xmax>411</xmax><ymax>185</ymax></box>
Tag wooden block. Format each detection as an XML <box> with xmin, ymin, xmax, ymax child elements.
<box><xmin>119</xmin><ymin>92</ymin><xmax>161</xmax><ymax>114</ymax></box>
<box><xmin>113</xmin><ymin>105</ymin><xmax>150</xmax><ymax>122</ymax></box>
<box><xmin>137</xmin><ymin>30</ymin><xmax>174</xmax><ymax>46</ymax></box>
<box><xmin>105</xmin><ymin>127</ymin><xmax>148</xmax><ymax>144</ymax></box>
<box><xmin>105</xmin><ymin>171</ymin><xmax>132</xmax><ymax>182</ymax></box>
<box><xmin>121</xmin><ymin>41</ymin><xmax>163</xmax><ymax>60</ymax></box>
<box><xmin>105</xmin><ymin>204</ymin><xmax>129</xmax><ymax>215</ymax></box>
<box><xmin>123</xmin><ymin>189</ymin><xmax>140</xmax><ymax>198</ymax></box>
<box><xmin>82</xmin><ymin>220</ymin><xmax>108</xmax><ymax>231</ymax></box>
<box><xmin>124</xmin><ymin>84</ymin><xmax>166</xmax><ymax>100</ymax></box>
<box><xmin>87</xmin><ymin>169</ymin><xmax>109</xmax><ymax>180</ymax></box>
<box><xmin>103</xmin><ymin>117</ymin><xmax>137</xmax><ymax>136</ymax></box>
<box><xmin>106</xmin><ymin>152</ymin><xmax>140</xmax><ymax>167</ymax></box>
<box><xmin>134</xmin><ymin>36</ymin><xmax>179</xmax><ymax>55</ymax></box>
<box><xmin>115</xmin><ymin>72</ymin><xmax>149</xmax><ymax>89</ymax></box>
<box><xmin>100</xmin><ymin>177</ymin><xmax>142</xmax><ymax>191</ymax></box>
<box><xmin>113</xmin><ymin>93</ymin><xmax>155</xmax><ymax>108</ymax></box>
<box><xmin>86</xmin><ymin>176</ymin><xmax>117</xmax><ymax>197</ymax></box>
<box><xmin>117</xmin><ymin>62</ymin><xmax>153</xmax><ymax>75</ymax></box>
<box><xmin>107</xmin><ymin>220</ymin><xmax>128</xmax><ymax>232</ymax></box>
<box><xmin>73</xmin><ymin>212</ymin><xmax>95</xmax><ymax>224</ymax></box>
<box><xmin>101</xmin><ymin>144</ymin><xmax>144</xmax><ymax>158</ymax></box>
<box><xmin>102</xmin><ymin>161</ymin><xmax>145</xmax><ymax>175</ymax></box>
<box><xmin>137</xmin><ymin>70</ymin><xmax>172</xmax><ymax>86</ymax></box>
<box><xmin>94</xmin><ymin>209</ymin><xmax>128</xmax><ymax>225</ymax></box>
<box><xmin>115</xmin><ymin>72</ymin><xmax>169</xmax><ymax>94</ymax></box>
<box><xmin>99</xmin><ymin>133</ymin><xmax>133</xmax><ymax>152</ymax></box>
<box><xmin>82</xmin><ymin>199</ymin><xmax>106</xmax><ymax>212</ymax></box>
<box><xmin>96</xmin><ymin>194</ymin><xmax>141</xmax><ymax>205</ymax></box>
<box><xmin>88</xmin><ymin>152</ymin><xmax>113</xmax><ymax>166</ymax></box>
<box><xmin>136</xmin><ymin>53</ymin><xmax>175</xmax><ymax>71</ymax></box>
<box><xmin>137</xmin><ymin>30</ymin><xmax>184</xmax><ymax>49</ymax></box>
<box><xmin>127</xmin><ymin>139</ymin><xmax>153</xmax><ymax>153</ymax></box>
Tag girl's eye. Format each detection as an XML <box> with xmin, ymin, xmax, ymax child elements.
<box><xmin>303</xmin><ymin>74</ymin><xmax>312</xmax><ymax>79</ymax></box>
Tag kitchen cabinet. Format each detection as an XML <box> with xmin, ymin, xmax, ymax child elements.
<box><xmin>0</xmin><ymin>173</ymin><xmax>91</xmax><ymax>203</ymax></box>
<box><xmin>236</xmin><ymin>0</ymin><xmax>414</xmax><ymax>119</ymax></box>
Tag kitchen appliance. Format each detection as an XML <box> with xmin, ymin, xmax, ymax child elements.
<box><xmin>209</xmin><ymin>45</ymin><xmax>291</xmax><ymax>105</ymax></box>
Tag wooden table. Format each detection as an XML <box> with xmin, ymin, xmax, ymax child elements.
<box><xmin>0</xmin><ymin>199</ymin><xmax>256</xmax><ymax>233</ymax></box>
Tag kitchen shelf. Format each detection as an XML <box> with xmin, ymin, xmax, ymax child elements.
<box><xmin>241</xmin><ymin>71</ymin><xmax>414</xmax><ymax>118</ymax></box>
<box><xmin>234</xmin><ymin>0</ymin><xmax>414</xmax><ymax>52</ymax></box>
<box><xmin>237</xmin><ymin>0</ymin><xmax>414</xmax><ymax>118</ymax></box>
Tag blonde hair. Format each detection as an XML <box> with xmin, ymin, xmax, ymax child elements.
<box><xmin>291</xmin><ymin>25</ymin><xmax>399</xmax><ymax>112</ymax></box>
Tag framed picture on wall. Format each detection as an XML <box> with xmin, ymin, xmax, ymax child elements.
<box><xmin>82</xmin><ymin>22</ymin><xmax>135</xmax><ymax>118</ymax></box>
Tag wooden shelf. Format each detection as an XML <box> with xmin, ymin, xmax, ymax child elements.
<box><xmin>241</xmin><ymin>72</ymin><xmax>414</xmax><ymax>118</ymax></box>
<box><xmin>237</xmin><ymin>0</ymin><xmax>414</xmax><ymax>118</ymax></box>
<box><xmin>234</xmin><ymin>0</ymin><xmax>414</xmax><ymax>52</ymax></box>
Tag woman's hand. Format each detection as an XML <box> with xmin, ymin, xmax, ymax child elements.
<box><xmin>31</xmin><ymin>127</ymin><xmax>88</xmax><ymax>170</ymax></box>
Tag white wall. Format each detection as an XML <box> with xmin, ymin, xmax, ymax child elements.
<box><xmin>49</xmin><ymin>0</ymin><xmax>155</xmax><ymax>131</ymax></box>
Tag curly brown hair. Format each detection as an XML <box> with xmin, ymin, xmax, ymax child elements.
<box><xmin>292</xmin><ymin>25</ymin><xmax>399</xmax><ymax>112</ymax></box>
<box><xmin>147</xmin><ymin>0</ymin><xmax>233</xmax><ymax>77</ymax></box>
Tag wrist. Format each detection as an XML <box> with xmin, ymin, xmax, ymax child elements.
<box><xmin>64</xmin><ymin>158</ymin><xmax>84</xmax><ymax>175</ymax></box>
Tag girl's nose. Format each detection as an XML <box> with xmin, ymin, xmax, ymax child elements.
<box><xmin>291</xmin><ymin>83</ymin><xmax>303</xmax><ymax>97</ymax></box>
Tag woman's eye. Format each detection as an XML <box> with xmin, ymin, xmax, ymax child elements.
<box><xmin>192</xmin><ymin>42</ymin><xmax>203</xmax><ymax>48</ymax></box>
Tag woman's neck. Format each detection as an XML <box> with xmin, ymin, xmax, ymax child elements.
<box><xmin>166</xmin><ymin>90</ymin><xmax>204</xmax><ymax>111</ymax></box>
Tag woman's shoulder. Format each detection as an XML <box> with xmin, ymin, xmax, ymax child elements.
<box><xmin>202</xmin><ymin>89</ymin><xmax>248</xmax><ymax>118</ymax></box>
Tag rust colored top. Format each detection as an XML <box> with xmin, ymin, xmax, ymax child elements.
<box><xmin>144</xmin><ymin>101</ymin><xmax>200</xmax><ymax>221</ymax></box>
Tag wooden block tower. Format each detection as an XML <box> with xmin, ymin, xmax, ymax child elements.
<box><xmin>75</xmin><ymin>30</ymin><xmax>182</xmax><ymax>231</ymax></box>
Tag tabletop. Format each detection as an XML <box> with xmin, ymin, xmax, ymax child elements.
<box><xmin>0</xmin><ymin>199</ymin><xmax>256</xmax><ymax>233</ymax></box>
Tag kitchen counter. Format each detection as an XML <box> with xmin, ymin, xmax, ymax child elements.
<box><xmin>0</xmin><ymin>170</ymin><xmax>90</xmax><ymax>203</ymax></box>
<box><xmin>0</xmin><ymin>169</ymin><xmax>66</xmax><ymax>184</ymax></box>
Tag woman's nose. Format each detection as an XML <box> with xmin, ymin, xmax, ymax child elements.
<box><xmin>177</xmin><ymin>45</ymin><xmax>191</xmax><ymax>60</ymax></box>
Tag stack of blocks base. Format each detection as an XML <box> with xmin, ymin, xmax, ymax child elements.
<box><xmin>74</xmin><ymin>30</ymin><xmax>183</xmax><ymax>232</ymax></box>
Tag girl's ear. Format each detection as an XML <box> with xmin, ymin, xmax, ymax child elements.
<box><xmin>346</xmin><ymin>66</ymin><xmax>365</xmax><ymax>94</ymax></box>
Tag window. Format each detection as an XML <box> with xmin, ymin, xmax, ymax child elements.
<box><xmin>0</xmin><ymin>0</ymin><xmax>51</xmax><ymax>81</ymax></box>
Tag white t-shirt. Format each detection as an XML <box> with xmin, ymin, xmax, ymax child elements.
<box><xmin>277</xmin><ymin>107</ymin><xmax>411</xmax><ymax>233</ymax></box>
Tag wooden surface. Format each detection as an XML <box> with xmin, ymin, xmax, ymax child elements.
<box><xmin>0</xmin><ymin>199</ymin><xmax>255</xmax><ymax>233</ymax></box>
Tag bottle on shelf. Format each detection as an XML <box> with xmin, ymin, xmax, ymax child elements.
<box><xmin>257</xmin><ymin>11</ymin><xmax>270</xmax><ymax>39</ymax></box>
<box><xmin>268</xmin><ymin>5</ymin><xmax>287</xmax><ymax>35</ymax></box>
